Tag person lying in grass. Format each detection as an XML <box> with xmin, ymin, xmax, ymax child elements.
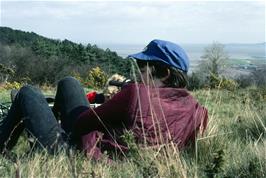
<box><xmin>0</xmin><ymin>39</ymin><xmax>208</xmax><ymax>160</ymax></box>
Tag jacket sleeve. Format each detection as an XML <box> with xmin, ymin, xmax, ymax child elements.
<box><xmin>74</xmin><ymin>84</ymin><xmax>135</xmax><ymax>135</ymax></box>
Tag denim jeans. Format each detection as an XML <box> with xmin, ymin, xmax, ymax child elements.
<box><xmin>0</xmin><ymin>77</ymin><xmax>89</xmax><ymax>153</ymax></box>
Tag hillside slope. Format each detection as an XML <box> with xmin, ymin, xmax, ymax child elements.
<box><xmin>0</xmin><ymin>27</ymin><xmax>131</xmax><ymax>84</ymax></box>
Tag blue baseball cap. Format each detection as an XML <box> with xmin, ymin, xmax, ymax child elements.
<box><xmin>127</xmin><ymin>39</ymin><xmax>189</xmax><ymax>73</ymax></box>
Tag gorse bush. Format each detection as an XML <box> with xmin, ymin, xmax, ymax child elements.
<box><xmin>87</xmin><ymin>67</ymin><xmax>108</xmax><ymax>89</ymax></box>
<box><xmin>216</xmin><ymin>76</ymin><xmax>238</xmax><ymax>91</ymax></box>
<box><xmin>4</xmin><ymin>81</ymin><xmax>23</xmax><ymax>90</ymax></box>
<box><xmin>188</xmin><ymin>72</ymin><xmax>238</xmax><ymax>91</ymax></box>
<box><xmin>63</xmin><ymin>67</ymin><xmax>108</xmax><ymax>90</ymax></box>
<box><xmin>207</xmin><ymin>73</ymin><xmax>238</xmax><ymax>90</ymax></box>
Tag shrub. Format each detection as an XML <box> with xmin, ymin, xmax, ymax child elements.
<box><xmin>219</xmin><ymin>77</ymin><xmax>238</xmax><ymax>91</ymax></box>
<box><xmin>0</xmin><ymin>63</ymin><xmax>15</xmax><ymax>82</ymax></box>
<box><xmin>208</xmin><ymin>73</ymin><xmax>238</xmax><ymax>90</ymax></box>
<box><xmin>236</xmin><ymin>65</ymin><xmax>266</xmax><ymax>88</ymax></box>
<box><xmin>4</xmin><ymin>81</ymin><xmax>23</xmax><ymax>90</ymax></box>
<box><xmin>252</xmin><ymin>65</ymin><xmax>266</xmax><ymax>87</ymax></box>
<box><xmin>70</xmin><ymin>71</ymin><xmax>83</xmax><ymax>84</ymax></box>
<box><xmin>188</xmin><ymin>72</ymin><xmax>205</xmax><ymax>90</ymax></box>
<box><xmin>188</xmin><ymin>72</ymin><xmax>238</xmax><ymax>91</ymax></box>
<box><xmin>87</xmin><ymin>67</ymin><xmax>107</xmax><ymax>89</ymax></box>
<box><xmin>236</xmin><ymin>75</ymin><xmax>255</xmax><ymax>88</ymax></box>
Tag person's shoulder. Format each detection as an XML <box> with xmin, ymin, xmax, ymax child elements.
<box><xmin>121</xmin><ymin>83</ymin><xmax>149</xmax><ymax>98</ymax></box>
<box><xmin>160</xmin><ymin>87</ymin><xmax>191</xmax><ymax>97</ymax></box>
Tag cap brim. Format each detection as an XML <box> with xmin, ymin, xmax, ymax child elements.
<box><xmin>128</xmin><ymin>52</ymin><xmax>175</xmax><ymax>69</ymax></box>
<box><xmin>127</xmin><ymin>52</ymin><xmax>159</xmax><ymax>61</ymax></box>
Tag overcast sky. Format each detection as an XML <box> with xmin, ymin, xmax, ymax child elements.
<box><xmin>0</xmin><ymin>0</ymin><xmax>265</xmax><ymax>44</ymax></box>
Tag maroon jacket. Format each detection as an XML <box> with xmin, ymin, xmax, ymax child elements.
<box><xmin>75</xmin><ymin>83</ymin><xmax>208</xmax><ymax>159</ymax></box>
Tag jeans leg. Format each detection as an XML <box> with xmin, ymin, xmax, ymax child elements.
<box><xmin>0</xmin><ymin>110</ymin><xmax>24</xmax><ymax>151</ymax></box>
<box><xmin>0</xmin><ymin>85</ymin><xmax>66</xmax><ymax>153</ymax></box>
<box><xmin>53</xmin><ymin>77</ymin><xmax>89</xmax><ymax>143</ymax></box>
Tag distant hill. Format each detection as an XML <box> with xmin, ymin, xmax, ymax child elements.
<box><xmin>0</xmin><ymin>27</ymin><xmax>131</xmax><ymax>84</ymax></box>
<box><xmin>0</xmin><ymin>27</ymin><xmax>48</xmax><ymax>46</ymax></box>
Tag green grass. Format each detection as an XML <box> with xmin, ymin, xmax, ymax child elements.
<box><xmin>0</xmin><ymin>87</ymin><xmax>265</xmax><ymax>177</ymax></box>
<box><xmin>0</xmin><ymin>89</ymin><xmax>11</xmax><ymax>103</ymax></box>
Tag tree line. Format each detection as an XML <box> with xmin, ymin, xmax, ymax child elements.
<box><xmin>0</xmin><ymin>27</ymin><xmax>131</xmax><ymax>85</ymax></box>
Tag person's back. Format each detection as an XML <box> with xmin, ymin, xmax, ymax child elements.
<box><xmin>78</xmin><ymin>83</ymin><xmax>207</xmax><ymax>159</ymax></box>
<box><xmin>130</xmin><ymin>84</ymin><xmax>208</xmax><ymax>148</ymax></box>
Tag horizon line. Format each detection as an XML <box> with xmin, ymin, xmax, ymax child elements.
<box><xmin>1</xmin><ymin>26</ymin><xmax>265</xmax><ymax>45</ymax></box>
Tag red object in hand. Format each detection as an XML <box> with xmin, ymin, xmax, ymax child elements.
<box><xmin>86</xmin><ymin>91</ymin><xmax>97</xmax><ymax>103</ymax></box>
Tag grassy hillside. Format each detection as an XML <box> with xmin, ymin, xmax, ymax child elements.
<box><xmin>0</xmin><ymin>87</ymin><xmax>265</xmax><ymax>177</ymax></box>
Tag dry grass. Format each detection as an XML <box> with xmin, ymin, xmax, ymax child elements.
<box><xmin>0</xmin><ymin>85</ymin><xmax>265</xmax><ymax>177</ymax></box>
